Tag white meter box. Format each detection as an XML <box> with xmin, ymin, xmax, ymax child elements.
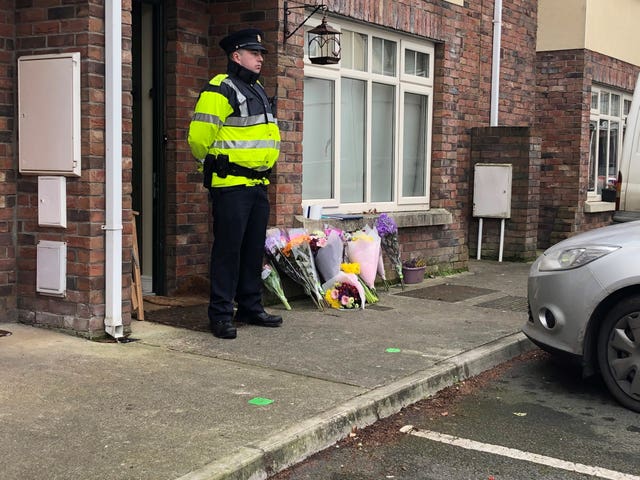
<box><xmin>38</xmin><ymin>176</ymin><xmax>67</xmax><ymax>228</ymax></box>
<box><xmin>18</xmin><ymin>52</ymin><xmax>81</xmax><ymax>176</ymax></box>
<box><xmin>36</xmin><ymin>240</ymin><xmax>67</xmax><ymax>297</ymax></box>
<box><xmin>473</xmin><ymin>163</ymin><xmax>512</xmax><ymax>218</ymax></box>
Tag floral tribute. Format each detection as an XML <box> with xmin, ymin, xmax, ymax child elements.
<box><xmin>312</xmin><ymin>228</ymin><xmax>344</xmax><ymax>283</ymax></box>
<box><xmin>324</xmin><ymin>280</ymin><xmax>362</xmax><ymax>310</ymax></box>
<box><xmin>264</xmin><ymin>214</ymin><xmax>413</xmax><ymax>310</ymax></box>
<box><xmin>344</xmin><ymin>226</ymin><xmax>383</xmax><ymax>303</ymax></box>
<box><xmin>265</xmin><ymin>227</ymin><xmax>325</xmax><ymax>310</ymax></box>
<box><xmin>375</xmin><ymin>213</ymin><xmax>404</xmax><ymax>290</ymax></box>
<box><xmin>321</xmin><ymin>267</ymin><xmax>365</xmax><ymax>310</ymax></box>
<box><xmin>261</xmin><ymin>262</ymin><xmax>291</xmax><ymax>310</ymax></box>
<box><xmin>345</xmin><ymin>229</ymin><xmax>379</xmax><ymax>288</ymax></box>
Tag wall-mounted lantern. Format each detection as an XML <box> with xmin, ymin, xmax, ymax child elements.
<box><xmin>283</xmin><ymin>1</ymin><xmax>341</xmax><ymax>65</ymax></box>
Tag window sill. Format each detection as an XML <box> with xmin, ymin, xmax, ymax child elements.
<box><xmin>584</xmin><ymin>201</ymin><xmax>615</xmax><ymax>213</ymax></box>
<box><xmin>295</xmin><ymin>208</ymin><xmax>453</xmax><ymax>230</ymax></box>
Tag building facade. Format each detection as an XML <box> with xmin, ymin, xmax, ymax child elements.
<box><xmin>535</xmin><ymin>0</ymin><xmax>640</xmax><ymax>247</ymax></box>
<box><xmin>0</xmin><ymin>0</ymin><xmax>636</xmax><ymax>337</ymax></box>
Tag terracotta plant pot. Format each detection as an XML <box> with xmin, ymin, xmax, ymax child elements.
<box><xmin>402</xmin><ymin>266</ymin><xmax>426</xmax><ymax>284</ymax></box>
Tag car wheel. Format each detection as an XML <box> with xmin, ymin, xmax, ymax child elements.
<box><xmin>597</xmin><ymin>295</ymin><xmax>640</xmax><ymax>412</ymax></box>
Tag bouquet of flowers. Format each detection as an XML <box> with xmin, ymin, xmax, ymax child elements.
<box><xmin>322</xmin><ymin>271</ymin><xmax>365</xmax><ymax>310</ymax></box>
<box><xmin>261</xmin><ymin>262</ymin><xmax>291</xmax><ymax>310</ymax></box>
<box><xmin>313</xmin><ymin>229</ymin><xmax>344</xmax><ymax>284</ymax></box>
<box><xmin>375</xmin><ymin>213</ymin><xmax>404</xmax><ymax>290</ymax></box>
<box><xmin>341</xmin><ymin>262</ymin><xmax>378</xmax><ymax>304</ymax></box>
<box><xmin>265</xmin><ymin>227</ymin><xmax>307</xmax><ymax>288</ymax></box>
<box><xmin>345</xmin><ymin>228</ymin><xmax>380</xmax><ymax>289</ymax></box>
<box><xmin>282</xmin><ymin>228</ymin><xmax>326</xmax><ymax>310</ymax></box>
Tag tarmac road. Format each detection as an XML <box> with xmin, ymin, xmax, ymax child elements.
<box><xmin>270</xmin><ymin>349</ymin><xmax>640</xmax><ymax>480</ymax></box>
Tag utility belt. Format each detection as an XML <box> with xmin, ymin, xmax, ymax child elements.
<box><xmin>202</xmin><ymin>154</ymin><xmax>271</xmax><ymax>187</ymax></box>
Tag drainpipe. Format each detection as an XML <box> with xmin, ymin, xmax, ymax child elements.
<box><xmin>490</xmin><ymin>0</ymin><xmax>502</xmax><ymax>126</ymax></box>
<box><xmin>478</xmin><ymin>0</ymin><xmax>505</xmax><ymax>261</ymax></box>
<box><xmin>103</xmin><ymin>1</ymin><xmax>124</xmax><ymax>339</ymax></box>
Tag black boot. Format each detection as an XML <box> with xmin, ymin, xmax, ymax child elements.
<box><xmin>210</xmin><ymin>321</ymin><xmax>237</xmax><ymax>339</ymax></box>
<box><xmin>235</xmin><ymin>311</ymin><xmax>283</xmax><ymax>327</ymax></box>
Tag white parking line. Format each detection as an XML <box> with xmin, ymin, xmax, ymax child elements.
<box><xmin>408</xmin><ymin>429</ymin><xmax>640</xmax><ymax>480</ymax></box>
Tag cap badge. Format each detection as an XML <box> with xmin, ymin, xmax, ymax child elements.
<box><xmin>256</xmin><ymin>34</ymin><xmax>262</xmax><ymax>43</ymax></box>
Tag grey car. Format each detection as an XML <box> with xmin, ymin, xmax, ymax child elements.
<box><xmin>524</xmin><ymin>220</ymin><xmax>640</xmax><ymax>412</ymax></box>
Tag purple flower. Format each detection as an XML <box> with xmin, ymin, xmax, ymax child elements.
<box><xmin>375</xmin><ymin>213</ymin><xmax>397</xmax><ymax>236</ymax></box>
<box><xmin>375</xmin><ymin>214</ymin><xmax>404</xmax><ymax>290</ymax></box>
<box><xmin>265</xmin><ymin>233</ymin><xmax>286</xmax><ymax>254</ymax></box>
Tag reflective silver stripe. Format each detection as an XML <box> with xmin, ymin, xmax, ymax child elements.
<box><xmin>224</xmin><ymin>114</ymin><xmax>265</xmax><ymax>126</ymax></box>
<box><xmin>224</xmin><ymin>114</ymin><xmax>278</xmax><ymax>127</ymax></box>
<box><xmin>192</xmin><ymin>112</ymin><xmax>223</xmax><ymax>126</ymax></box>
<box><xmin>221</xmin><ymin>78</ymin><xmax>248</xmax><ymax>116</ymax></box>
<box><xmin>213</xmin><ymin>139</ymin><xmax>280</xmax><ymax>150</ymax></box>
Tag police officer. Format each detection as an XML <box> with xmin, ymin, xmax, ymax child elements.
<box><xmin>188</xmin><ymin>28</ymin><xmax>282</xmax><ymax>339</ymax></box>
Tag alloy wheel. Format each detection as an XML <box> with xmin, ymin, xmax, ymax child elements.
<box><xmin>598</xmin><ymin>295</ymin><xmax>640</xmax><ymax>412</ymax></box>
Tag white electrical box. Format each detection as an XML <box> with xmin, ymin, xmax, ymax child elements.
<box><xmin>36</xmin><ymin>240</ymin><xmax>67</xmax><ymax>297</ymax></box>
<box><xmin>38</xmin><ymin>176</ymin><xmax>67</xmax><ymax>228</ymax></box>
<box><xmin>18</xmin><ymin>52</ymin><xmax>81</xmax><ymax>176</ymax></box>
<box><xmin>473</xmin><ymin>163</ymin><xmax>512</xmax><ymax>218</ymax></box>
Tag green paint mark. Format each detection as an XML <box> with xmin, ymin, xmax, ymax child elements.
<box><xmin>248</xmin><ymin>397</ymin><xmax>274</xmax><ymax>406</ymax></box>
<box><xmin>386</xmin><ymin>348</ymin><xmax>401</xmax><ymax>353</ymax></box>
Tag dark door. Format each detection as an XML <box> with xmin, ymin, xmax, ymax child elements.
<box><xmin>132</xmin><ymin>0</ymin><xmax>166</xmax><ymax>295</ymax></box>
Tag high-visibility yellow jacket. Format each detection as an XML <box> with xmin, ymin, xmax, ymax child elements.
<box><xmin>188</xmin><ymin>67</ymin><xmax>280</xmax><ymax>187</ymax></box>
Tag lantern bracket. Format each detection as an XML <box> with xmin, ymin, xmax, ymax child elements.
<box><xmin>283</xmin><ymin>1</ymin><xmax>327</xmax><ymax>43</ymax></box>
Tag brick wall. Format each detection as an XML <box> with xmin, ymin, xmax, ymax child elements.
<box><xmin>535</xmin><ymin>49</ymin><xmax>640</xmax><ymax>248</ymax></box>
<box><xmin>165</xmin><ymin>0</ymin><xmax>214</xmax><ymax>294</ymax></box>
<box><xmin>14</xmin><ymin>1</ymin><xmax>133</xmax><ymax>337</ymax></box>
<box><xmin>0</xmin><ymin>2</ymin><xmax>15</xmax><ymax>321</ymax></box>
<box><xmin>469</xmin><ymin>127</ymin><xmax>541</xmax><ymax>261</ymax></box>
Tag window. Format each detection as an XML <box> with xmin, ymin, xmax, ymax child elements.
<box><xmin>588</xmin><ymin>85</ymin><xmax>633</xmax><ymax>197</ymax></box>
<box><xmin>302</xmin><ymin>21</ymin><xmax>434</xmax><ymax>213</ymax></box>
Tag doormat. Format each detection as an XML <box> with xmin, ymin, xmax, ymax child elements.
<box><xmin>476</xmin><ymin>295</ymin><xmax>528</xmax><ymax>313</ymax></box>
<box><xmin>395</xmin><ymin>283</ymin><xmax>496</xmax><ymax>302</ymax></box>
<box><xmin>144</xmin><ymin>304</ymin><xmax>209</xmax><ymax>332</ymax></box>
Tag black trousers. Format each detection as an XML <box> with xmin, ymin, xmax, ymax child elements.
<box><xmin>208</xmin><ymin>184</ymin><xmax>269</xmax><ymax>323</ymax></box>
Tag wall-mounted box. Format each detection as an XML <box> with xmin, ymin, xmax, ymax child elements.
<box><xmin>18</xmin><ymin>52</ymin><xmax>81</xmax><ymax>176</ymax></box>
<box><xmin>38</xmin><ymin>176</ymin><xmax>67</xmax><ymax>228</ymax></box>
<box><xmin>473</xmin><ymin>163</ymin><xmax>512</xmax><ymax>219</ymax></box>
<box><xmin>36</xmin><ymin>240</ymin><xmax>67</xmax><ymax>297</ymax></box>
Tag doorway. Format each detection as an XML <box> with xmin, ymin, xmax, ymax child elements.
<box><xmin>132</xmin><ymin>0</ymin><xmax>166</xmax><ymax>295</ymax></box>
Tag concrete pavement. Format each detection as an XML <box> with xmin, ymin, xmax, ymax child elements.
<box><xmin>0</xmin><ymin>260</ymin><xmax>535</xmax><ymax>480</ymax></box>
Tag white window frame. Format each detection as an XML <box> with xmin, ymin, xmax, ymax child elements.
<box><xmin>588</xmin><ymin>84</ymin><xmax>633</xmax><ymax>199</ymax></box>
<box><xmin>302</xmin><ymin>19</ymin><xmax>435</xmax><ymax>214</ymax></box>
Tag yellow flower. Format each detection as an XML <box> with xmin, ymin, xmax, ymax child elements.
<box><xmin>351</xmin><ymin>231</ymin><xmax>373</xmax><ymax>242</ymax></box>
<box><xmin>324</xmin><ymin>289</ymin><xmax>341</xmax><ymax>309</ymax></box>
<box><xmin>341</xmin><ymin>263</ymin><xmax>361</xmax><ymax>274</ymax></box>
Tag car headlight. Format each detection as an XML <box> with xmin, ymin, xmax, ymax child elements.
<box><xmin>539</xmin><ymin>246</ymin><xmax>619</xmax><ymax>271</ymax></box>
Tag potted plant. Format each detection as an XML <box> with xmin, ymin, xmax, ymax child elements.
<box><xmin>402</xmin><ymin>257</ymin><xmax>427</xmax><ymax>284</ymax></box>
